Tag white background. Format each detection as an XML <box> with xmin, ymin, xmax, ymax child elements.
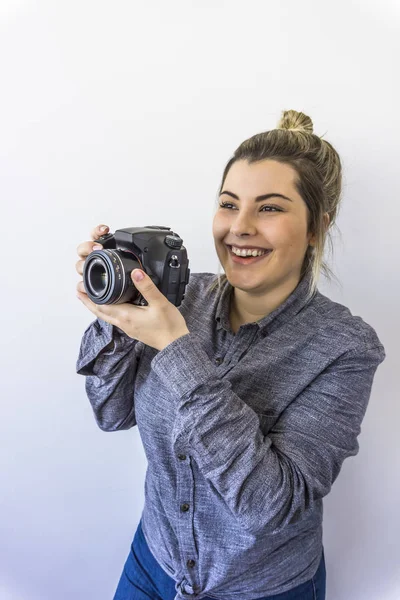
<box><xmin>0</xmin><ymin>1</ymin><xmax>399</xmax><ymax>599</ymax></box>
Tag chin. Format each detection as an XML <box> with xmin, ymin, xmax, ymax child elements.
<box><xmin>225</xmin><ymin>269</ymin><xmax>271</xmax><ymax>285</ymax></box>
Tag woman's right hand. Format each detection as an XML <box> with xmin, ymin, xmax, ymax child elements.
<box><xmin>75</xmin><ymin>224</ymin><xmax>110</xmax><ymax>296</ymax></box>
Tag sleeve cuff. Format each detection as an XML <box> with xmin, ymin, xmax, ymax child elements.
<box><xmin>76</xmin><ymin>318</ymin><xmax>136</xmax><ymax>376</ymax></box>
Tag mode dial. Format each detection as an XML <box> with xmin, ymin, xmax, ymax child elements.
<box><xmin>165</xmin><ymin>235</ymin><xmax>183</xmax><ymax>249</ymax></box>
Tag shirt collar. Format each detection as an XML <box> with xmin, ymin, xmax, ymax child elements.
<box><xmin>215</xmin><ymin>269</ymin><xmax>315</xmax><ymax>336</ymax></box>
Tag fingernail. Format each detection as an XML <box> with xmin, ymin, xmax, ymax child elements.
<box><xmin>93</xmin><ymin>244</ymin><xmax>102</xmax><ymax>250</ymax></box>
<box><xmin>133</xmin><ymin>270</ymin><xmax>144</xmax><ymax>281</ymax></box>
<box><xmin>100</xmin><ymin>226</ymin><xmax>108</xmax><ymax>231</ymax></box>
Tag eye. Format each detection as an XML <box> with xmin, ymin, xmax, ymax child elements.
<box><xmin>219</xmin><ymin>202</ymin><xmax>283</xmax><ymax>212</ymax></box>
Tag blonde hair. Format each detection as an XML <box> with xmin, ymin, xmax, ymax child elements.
<box><xmin>207</xmin><ymin>109</ymin><xmax>343</xmax><ymax>302</ymax></box>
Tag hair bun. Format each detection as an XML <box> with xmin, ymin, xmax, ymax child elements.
<box><xmin>277</xmin><ymin>109</ymin><xmax>314</xmax><ymax>134</ymax></box>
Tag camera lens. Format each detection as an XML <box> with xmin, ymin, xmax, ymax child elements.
<box><xmin>87</xmin><ymin>261</ymin><xmax>109</xmax><ymax>296</ymax></box>
<box><xmin>83</xmin><ymin>249</ymin><xmax>141</xmax><ymax>305</ymax></box>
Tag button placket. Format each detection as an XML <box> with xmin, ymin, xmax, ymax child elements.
<box><xmin>174</xmin><ymin>427</ymin><xmax>198</xmax><ymax>592</ymax></box>
<box><xmin>224</xmin><ymin>327</ymin><xmax>258</xmax><ymax>367</ymax></box>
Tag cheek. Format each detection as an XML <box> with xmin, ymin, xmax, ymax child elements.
<box><xmin>212</xmin><ymin>213</ymin><xmax>225</xmax><ymax>239</ymax></box>
<box><xmin>268</xmin><ymin>215</ymin><xmax>308</xmax><ymax>247</ymax></box>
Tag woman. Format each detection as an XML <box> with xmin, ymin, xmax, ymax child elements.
<box><xmin>75</xmin><ymin>110</ymin><xmax>386</xmax><ymax>600</ymax></box>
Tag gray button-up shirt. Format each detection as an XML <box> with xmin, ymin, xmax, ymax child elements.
<box><xmin>76</xmin><ymin>270</ymin><xmax>386</xmax><ymax>600</ymax></box>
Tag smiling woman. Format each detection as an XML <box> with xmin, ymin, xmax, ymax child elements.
<box><xmin>76</xmin><ymin>108</ymin><xmax>386</xmax><ymax>600</ymax></box>
<box><xmin>208</xmin><ymin>109</ymin><xmax>340</xmax><ymax>325</ymax></box>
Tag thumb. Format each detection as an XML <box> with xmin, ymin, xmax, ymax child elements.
<box><xmin>131</xmin><ymin>269</ymin><xmax>162</xmax><ymax>303</ymax></box>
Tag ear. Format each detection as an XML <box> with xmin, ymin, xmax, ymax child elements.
<box><xmin>308</xmin><ymin>212</ymin><xmax>330</xmax><ymax>247</ymax></box>
<box><xmin>323</xmin><ymin>212</ymin><xmax>330</xmax><ymax>231</ymax></box>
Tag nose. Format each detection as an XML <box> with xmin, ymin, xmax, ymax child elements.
<box><xmin>229</xmin><ymin>209</ymin><xmax>258</xmax><ymax>238</ymax></box>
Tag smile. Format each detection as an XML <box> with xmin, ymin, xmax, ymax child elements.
<box><xmin>227</xmin><ymin>245</ymin><xmax>273</xmax><ymax>265</ymax></box>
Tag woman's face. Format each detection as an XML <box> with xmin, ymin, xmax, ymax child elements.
<box><xmin>212</xmin><ymin>159</ymin><xmax>315</xmax><ymax>294</ymax></box>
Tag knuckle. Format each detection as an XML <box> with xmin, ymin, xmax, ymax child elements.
<box><xmin>91</xmin><ymin>224</ymin><xmax>108</xmax><ymax>240</ymax></box>
<box><xmin>77</xmin><ymin>242</ymin><xmax>90</xmax><ymax>258</ymax></box>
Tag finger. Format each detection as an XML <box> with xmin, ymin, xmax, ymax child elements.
<box><xmin>76</xmin><ymin>290</ymin><xmax>101</xmax><ymax>316</ymax></box>
<box><xmin>131</xmin><ymin>269</ymin><xmax>164</xmax><ymax>306</ymax></box>
<box><xmin>90</xmin><ymin>224</ymin><xmax>109</xmax><ymax>241</ymax></box>
<box><xmin>77</xmin><ymin>291</ymin><xmax>119</xmax><ymax>328</ymax></box>
<box><xmin>76</xmin><ymin>241</ymin><xmax>103</xmax><ymax>260</ymax></box>
<box><xmin>75</xmin><ymin>259</ymin><xmax>85</xmax><ymax>275</ymax></box>
<box><xmin>76</xmin><ymin>280</ymin><xmax>86</xmax><ymax>293</ymax></box>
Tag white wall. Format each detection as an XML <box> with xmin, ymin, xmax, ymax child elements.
<box><xmin>1</xmin><ymin>1</ymin><xmax>399</xmax><ymax>599</ymax></box>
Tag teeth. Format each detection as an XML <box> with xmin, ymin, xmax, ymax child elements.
<box><xmin>231</xmin><ymin>246</ymin><xmax>268</xmax><ymax>257</ymax></box>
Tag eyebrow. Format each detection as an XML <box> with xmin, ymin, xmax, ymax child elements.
<box><xmin>219</xmin><ymin>190</ymin><xmax>293</xmax><ymax>203</ymax></box>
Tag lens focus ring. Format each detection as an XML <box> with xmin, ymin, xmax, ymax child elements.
<box><xmin>83</xmin><ymin>249</ymin><xmax>139</xmax><ymax>305</ymax></box>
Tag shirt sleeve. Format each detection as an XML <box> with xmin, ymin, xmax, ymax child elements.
<box><xmin>76</xmin><ymin>318</ymin><xmax>142</xmax><ymax>431</ymax></box>
<box><xmin>150</xmin><ymin>333</ymin><xmax>386</xmax><ymax>535</ymax></box>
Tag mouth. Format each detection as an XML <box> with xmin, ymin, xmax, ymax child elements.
<box><xmin>226</xmin><ymin>245</ymin><xmax>273</xmax><ymax>265</ymax></box>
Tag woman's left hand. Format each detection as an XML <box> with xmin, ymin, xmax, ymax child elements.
<box><xmin>76</xmin><ymin>269</ymin><xmax>190</xmax><ymax>352</ymax></box>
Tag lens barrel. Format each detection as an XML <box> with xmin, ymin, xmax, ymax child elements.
<box><xmin>82</xmin><ymin>249</ymin><xmax>141</xmax><ymax>305</ymax></box>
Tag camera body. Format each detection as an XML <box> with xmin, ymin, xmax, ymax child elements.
<box><xmin>82</xmin><ymin>225</ymin><xmax>190</xmax><ymax>306</ymax></box>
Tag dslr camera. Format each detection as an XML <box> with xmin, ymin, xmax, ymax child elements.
<box><xmin>82</xmin><ymin>226</ymin><xmax>190</xmax><ymax>307</ymax></box>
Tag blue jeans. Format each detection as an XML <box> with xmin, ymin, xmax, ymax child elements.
<box><xmin>113</xmin><ymin>519</ymin><xmax>326</xmax><ymax>600</ymax></box>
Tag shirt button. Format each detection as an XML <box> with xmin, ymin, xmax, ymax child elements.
<box><xmin>215</xmin><ymin>357</ymin><xmax>223</xmax><ymax>365</ymax></box>
<box><xmin>187</xmin><ymin>559</ymin><xmax>196</xmax><ymax>568</ymax></box>
<box><xmin>180</xmin><ymin>503</ymin><xmax>190</xmax><ymax>512</ymax></box>
<box><xmin>177</xmin><ymin>454</ymin><xmax>187</xmax><ymax>461</ymax></box>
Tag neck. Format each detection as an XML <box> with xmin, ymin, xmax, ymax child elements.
<box><xmin>230</xmin><ymin>273</ymin><xmax>302</xmax><ymax>327</ymax></box>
